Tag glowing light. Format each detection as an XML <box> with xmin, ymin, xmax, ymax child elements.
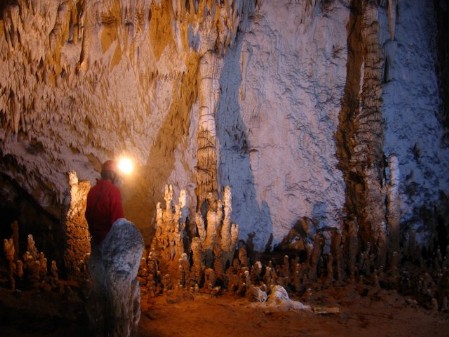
<box><xmin>118</xmin><ymin>157</ymin><xmax>134</xmax><ymax>175</ymax></box>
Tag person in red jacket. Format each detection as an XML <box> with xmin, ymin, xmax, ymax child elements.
<box><xmin>85</xmin><ymin>160</ymin><xmax>124</xmax><ymax>335</ymax></box>
<box><xmin>85</xmin><ymin>159</ymin><xmax>124</xmax><ymax>246</ymax></box>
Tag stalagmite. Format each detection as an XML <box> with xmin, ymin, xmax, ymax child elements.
<box><xmin>152</xmin><ymin>184</ymin><xmax>190</xmax><ymax>280</ymax></box>
<box><xmin>325</xmin><ymin>253</ymin><xmax>334</xmax><ymax>285</ymax></box>
<box><xmin>347</xmin><ymin>220</ymin><xmax>358</xmax><ymax>281</ymax></box>
<box><xmin>4</xmin><ymin>238</ymin><xmax>16</xmax><ymax>289</ymax></box>
<box><xmin>28</xmin><ymin>260</ymin><xmax>41</xmax><ymax>289</ymax></box>
<box><xmin>308</xmin><ymin>233</ymin><xmax>324</xmax><ymax>281</ymax></box>
<box><xmin>16</xmin><ymin>259</ymin><xmax>24</xmax><ymax>282</ymax></box>
<box><xmin>190</xmin><ymin>237</ymin><xmax>204</xmax><ymax>285</ymax></box>
<box><xmin>178</xmin><ymin>252</ymin><xmax>190</xmax><ymax>288</ymax></box>
<box><xmin>264</xmin><ymin>265</ymin><xmax>272</xmax><ymax>288</ymax></box>
<box><xmin>63</xmin><ymin>171</ymin><xmax>91</xmax><ymax>279</ymax></box>
<box><xmin>205</xmin><ymin>194</ymin><xmax>220</xmax><ymax>249</ymax></box>
<box><xmin>38</xmin><ymin>251</ymin><xmax>48</xmax><ymax>278</ymax></box>
<box><xmin>144</xmin><ymin>185</ymin><xmax>241</xmax><ymax>293</ymax></box>
<box><xmin>331</xmin><ymin>230</ymin><xmax>345</xmax><ymax>283</ymax></box>
<box><xmin>27</xmin><ymin>234</ymin><xmax>39</xmax><ymax>260</ymax></box>
<box><xmin>387</xmin><ymin>155</ymin><xmax>400</xmax><ymax>257</ymax></box>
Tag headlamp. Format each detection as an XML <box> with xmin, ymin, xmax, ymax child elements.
<box><xmin>117</xmin><ymin>157</ymin><xmax>134</xmax><ymax>175</ymax></box>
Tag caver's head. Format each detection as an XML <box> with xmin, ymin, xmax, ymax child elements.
<box><xmin>101</xmin><ymin>160</ymin><xmax>120</xmax><ymax>184</ymax></box>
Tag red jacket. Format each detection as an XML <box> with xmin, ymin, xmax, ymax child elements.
<box><xmin>85</xmin><ymin>179</ymin><xmax>124</xmax><ymax>245</ymax></box>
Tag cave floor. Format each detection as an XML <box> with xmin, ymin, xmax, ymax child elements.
<box><xmin>0</xmin><ymin>284</ymin><xmax>448</xmax><ymax>337</ymax></box>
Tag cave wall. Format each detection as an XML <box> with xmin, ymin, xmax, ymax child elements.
<box><xmin>0</xmin><ymin>0</ymin><xmax>448</xmax><ymax>257</ymax></box>
<box><xmin>380</xmin><ymin>0</ymin><xmax>449</xmax><ymax>249</ymax></box>
<box><xmin>217</xmin><ymin>1</ymin><xmax>349</xmax><ymax>249</ymax></box>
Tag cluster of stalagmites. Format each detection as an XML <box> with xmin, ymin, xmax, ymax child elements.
<box><xmin>1</xmin><ymin>183</ymin><xmax>448</xmax><ymax>314</ymax></box>
<box><xmin>2</xmin><ymin>222</ymin><xmax>60</xmax><ymax>292</ymax></box>
<box><xmin>138</xmin><ymin>185</ymin><xmax>238</xmax><ymax>296</ymax></box>
<box><xmin>137</xmin><ymin>185</ymin><xmax>449</xmax><ymax>312</ymax></box>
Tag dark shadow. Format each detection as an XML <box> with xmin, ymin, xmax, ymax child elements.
<box><xmin>433</xmin><ymin>0</ymin><xmax>449</xmax><ymax>146</ymax></box>
<box><xmin>216</xmin><ymin>29</ymin><xmax>273</xmax><ymax>256</ymax></box>
<box><xmin>121</xmin><ymin>59</ymin><xmax>199</xmax><ymax>245</ymax></box>
<box><xmin>0</xmin><ymin>171</ymin><xmax>62</xmax><ymax>271</ymax></box>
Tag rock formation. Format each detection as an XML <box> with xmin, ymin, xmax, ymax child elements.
<box><xmin>0</xmin><ymin>0</ymin><xmax>448</xmax><ymax>316</ymax></box>
<box><xmin>87</xmin><ymin>218</ymin><xmax>144</xmax><ymax>337</ymax></box>
<box><xmin>63</xmin><ymin>170</ymin><xmax>91</xmax><ymax>279</ymax></box>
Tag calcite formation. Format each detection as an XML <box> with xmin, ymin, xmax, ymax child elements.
<box><xmin>146</xmin><ymin>184</ymin><xmax>239</xmax><ymax>290</ymax></box>
<box><xmin>63</xmin><ymin>170</ymin><xmax>91</xmax><ymax>279</ymax></box>
<box><xmin>137</xmin><ymin>185</ymin><xmax>449</xmax><ymax>314</ymax></box>
<box><xmin>0</xmin><ymin>0</ymin><xmax>448</xmax><ymax>317</ymax></box>
<box><xmin>2</xmin><ymin>230</ymin><xmax>60</xmax><ymax>292</ymax></box>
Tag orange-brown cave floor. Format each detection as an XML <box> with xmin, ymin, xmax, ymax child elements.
<box><xmin>1</xmin><ymin>284</ymin><xmax>448</xmax><ymax>337</ymax></box>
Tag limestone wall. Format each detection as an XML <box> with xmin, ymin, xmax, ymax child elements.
<box><xmin>0</xmin><ymin>0</ymin><xmax>448</xmax><ymax>257</ymax></box>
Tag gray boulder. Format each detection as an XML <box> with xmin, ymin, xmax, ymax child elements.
<box><xmin>87</xmin><ymin>218</ymin><xmax>144</xmax><ymax>337</ymax></box>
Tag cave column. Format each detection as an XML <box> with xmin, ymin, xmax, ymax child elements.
<box><xmin>195</xmin><ymin>15</ymin><xmax>223</xmax><ymax>210</ymax></box>
<box><xmin>338</xmin><ymin>0</ymin><xmax>388</xmax><ymax>269</ymax></box>
<box><xmin>360</xmin><ymin>2</ymin><xmax>388</xmax><ymax>267</ymax></box>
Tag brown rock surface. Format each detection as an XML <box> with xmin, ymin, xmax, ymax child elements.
<box><xmin>1</xmin><ymin>285</ymin><xmax>448</xmax><ymax>337</ymax></box>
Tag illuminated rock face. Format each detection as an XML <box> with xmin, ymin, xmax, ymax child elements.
<box><xmin>63</xmin><ymin>170</ymin><xmax>91</xmax><ymax>279</ymax></box>
<box><xmin>0</xmin><ymin>0</ymin><xmax>448</xmax><ymax>264</ymax></box>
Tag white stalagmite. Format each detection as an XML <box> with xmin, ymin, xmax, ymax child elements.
<box><xmin>178</xmin><ymin>189</ymin><xmax>189</xmax><ymax>225</ymax></box>
<box><xmin>221</xmin><ymin>186</ymin><xmax>235</xmax><ymax>252</ymax></box>
<box><xmin>195</xmin><ymin>212</ymin><xmax>206</xmax><ymax>243</ymax></box>
<box><xmin>164</xmin><ymin>184</ymin><xmax>174</xmax><ymax>212</ymax></box>
<box><xmin>205</xmin><ymin>206</ymin><xmax>219</xmax><ymax>248</ymax></box>
<box><xmin>63</xmin><ymin>170</ymin><xmax>90</xmax><ymax>279</ymax></box>
<box><xmin>387</xmin><ymin>154</ymin><xmax>401</xmax><ymax>253</ymax></box>
<box><xmin>179</xmin><ymin>189</ymin><xmax>187</xmax><ymax>208</ymax></box>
